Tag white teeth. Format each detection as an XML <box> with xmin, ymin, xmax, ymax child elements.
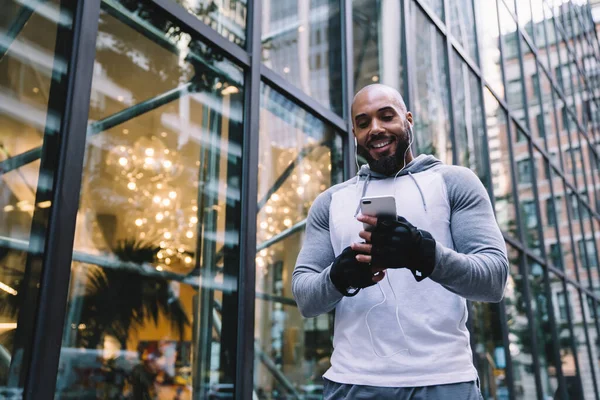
<box><xmin>372</xmin><ymin>140</ymin><xmax>391</xmax><ymax>149</ymax></box>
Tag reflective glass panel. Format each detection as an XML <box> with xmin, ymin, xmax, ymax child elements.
<box><xmin>485</xmin><ymin>89</ymin><xmax>518</xmax><ymax>238</ymax></box>
<box><xmin>352</xmin><ymin>0</ymin><xmax>403</xmax><ymax>98</ymax></box>
<box><xmin>571</xmin><ymin>286</ymin><xmax>600</xmax><ymax>399</ymax></box>
<box><xmin>262</xmin><ymin>0</ymin><xmax>343</xmax><ymax>116</ymax></box>
<box><xmin>513</xmin><ymin>126</ymin><xmax>541</xmax><ymax>255</ymax></box>
<box><xmin>170</xmin><ymin>0</ymin><xmax>246</xmax><ymax>46</ymax></box>
<box><xmin>451</xmin><ymin>52</ymin><xmax>487</xmax><ymax>181</ymax></box>
<box><xmin>551</xmin><ymin>273</ymin><xmax>585</xmax><ymax>399</ymax></box>
<box><xmin>477</xmin><ymin>0</ymin><xmax>504</xmax><ymax>97</ymax></box>
<box><xmin>500</xmin><ymin>1</ymin><xmax>526</xmax><ymax>125</ymax></box>
<box><xmin>0</xmin><ymin>0</ymin><xmax>74</xmax><ymax>394</ymax></box>
<box><xmin>408</xmin><ymin>3</ymin><xmax>452</xmax><ymax>165</ymax></box>
<box><xmin>471</xmin><ymin>300</ymin><xmax>510</xmax><ymax>399</ymax></box>
<box><xmin>504</xmin><ymin>245</ymin><xmax>538</xmax><ymax>398</ymax></box>
<box><xmin>527</xmin><ymin>259</ymin><xmax>560</xmax><ymax>398</ymax></box>
<box><xmin>254</xmin><ymin>84</ymin><xmax>344</xmax><ymax>398</ymax></box>
<box><xmin>54</xmin><ymin>3</ymin><xmax>246</xmax><ymax>398</ymax></box>
<box><xmin>449</xmin><ymin>0</ymin><xmax>478</xmax><ymax>62</ymax></box>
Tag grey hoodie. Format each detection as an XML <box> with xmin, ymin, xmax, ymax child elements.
<box><xmin>292</xmin><ymin>154</ymin><xmax>508</xmax><ymax>387</ymax></box>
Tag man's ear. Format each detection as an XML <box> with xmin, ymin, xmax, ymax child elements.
<box><xmin>406</xmin><ymin>111</ymin><xmax>413</xmax><ymax>126</ymax></box>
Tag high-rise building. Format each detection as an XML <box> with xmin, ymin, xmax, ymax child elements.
<box><xmin>1</xmin><ymin>0</ymin><xmax>600</xmax><ymax>399</ymax></box>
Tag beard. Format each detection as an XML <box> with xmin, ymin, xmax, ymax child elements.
<box><xmin>357</xmin><ymin>129</ymin><xmax>411</xmax><ymax>176</ymax></box>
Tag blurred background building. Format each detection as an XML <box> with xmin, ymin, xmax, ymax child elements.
<box><xmin>1</xmin><ymin>0</ymin><xmax>600</xmax><ymax>399</ymax></box>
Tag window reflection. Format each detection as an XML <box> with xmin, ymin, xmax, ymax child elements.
<box><xmin>53</xmin><ymin>3</ymin><xmax>245</xmax><ymax>398</ymax></box>
<box><xmin>170</xmin><ymin>0</ymin><xmax>246</xmax><ymax>46</ymax></box>
<box><xmin>485</xmin><ymin>90</ymin><xmax>518</xmax><ymax>238</ymax></box>
<box><xmin>471</xmin><ymin>301</ymin><xmax>510</xmax><ymax>399</ymax></box>
<box><xmin>352</xmin><ymin>0</ymin><xmax>403</xmax><ymax>96</ymax></box>
<box><xmin>527</xmin><ymin>260</ymin><xmax>559</xmax><ymax>397</ymax></box>
<box><xmin>0</xmin><ymin>0</ymin><xmax>71</xmax><ymax>392</ymax></box>
<box><xmin>408</xmin><ymin>3</ymin><xmax>452</xmax><ymax>165</ymax></box>
<box><xmin>451</xmin><ymin>52</ymin><xmax>487</xmax><ymax>182</ymax></box>
<box><xmin>551</xmin><ymin>275</ymin><xmax>585</xmax><ymax>399</ymax></box>
<box><xmin>254</xmin><ymin>84</ymin><xmax>343</xmax><ymax>399</ymax></box>
<box><xmin>503</xmin><ymin>246</ymin><xmax>538</xmax><ymax>398</ymax></box>
<box><xmin>262</xmin><ymin>0</ymin><xmax>343</xmax><ymax>115</ymax></box>
<box><xmin>449</xmin><ymin>0</ymin><xmax>478</xmax><ymax>62</ymax></box>
<box><xmin>477</xmin><ymin>0</ymin><xmax>503</xmax><ymax>97</ymax></box>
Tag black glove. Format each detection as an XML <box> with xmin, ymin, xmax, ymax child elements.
<box><xmin>329</xmin><ymin>246</ymin><xmax>376</xmax><ymax>296</ymax></box>
<box><xmin>370</xmin><ymin>216</ymin><xmax>437</xmax><ymax>282</ymax></box>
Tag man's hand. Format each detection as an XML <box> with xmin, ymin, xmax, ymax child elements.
<box><xmin>357</xmin><ymin>214</ymin><xmax>436</xmax><ymax>282</ymax></box>
<box><xmin>330</xmin><ymin>246</ymin><xmax>386</xmax><ymax>296</ymax></box>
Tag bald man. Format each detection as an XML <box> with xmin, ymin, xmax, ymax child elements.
<box><xmin>293</xmin><ymin>84</ymin><xmax>508</xmax><ymax>399</ymax></box>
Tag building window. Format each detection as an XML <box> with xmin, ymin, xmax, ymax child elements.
<box><xmin>522</xmin><ymin>200</ymin><xmax>537</xmax><ymax>229</ymax></box>
<box><xmin>536</xmin><ymin>114</ymin><xmax>546</xmax><ymax>138</ymax></box>
<box><xmin>532</xmin><ymin>73</ymin><xmax>540</xmax><ymax>98</ymax></box>
<box><xmin>562</xmin><ymin>106</ymin><xmax>569</xmax><ymax>131</ymax></box>
<box><xmin>578</xmin><ymin>239</ymin><xmax>598</xmax><ymax>269</ymax></box>
<box><xmin>546</xmin><ymin>197</ymin><xmax>561</xmax><ymax>226</ymax></box>
<box><xmin>517</xmin><ymin>159</ymin><xmax>532</xmax><ymax>184</ymax></box>
<box><xmin>549</xmin><ymin>243</ymin><xmax>563</xmax><ymax>269</ymax></box>
<box><xmin>555</xmin><ymin>65</ymin><xmax>564</xmax><ymax>91</ymax></box>
<box><xmin>557</xmin><ymin>291</ymin><xmax>570</xmax><ymax>321</ymax></box>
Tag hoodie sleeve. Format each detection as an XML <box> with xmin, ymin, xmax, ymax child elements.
<box><xmin>429</xmin><ymin>166</ymin><xmax>509</xmax><ymax>302</ymax></box>
<box><xmin>292</xmin><ymin>190</ymin><xmax>344</xmax><ymax>318</ymax></box>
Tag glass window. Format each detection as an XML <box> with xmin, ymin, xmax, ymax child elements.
<box><xmin>449</xmin><ymin>0</ymin><xmax>478</xmax><ymax>62</ymax></box>
<box><xmin>485</xmin><ymin>89</ymin><xmax>518</xmax><ymax>237</ymax></box>
<box><xmin>471</xmin><ymin>301</ymin><xmax>510</xmax><ymax>399</ymax></box>
<box><xmin>254</xmin><ymin>84</ymin><xmax>343</xmax><ymax>398</ymax></box>
<box><xmin>521</xmin><ymin>200</ymin><xmax>537</xmax><ymax>229</ymax></box>
<box><xmin>528</xmin><ymin>259</ymin><xmax>560</xmax><ymax>398</ymax></box>
<box><xmin>170</xmin><ymin>0</ymin><xmax>246</xmax><ymax>46</ymax></box>
<box><xmin>53</xmin><ymin>4</ymin><xmax>246</xmax><ymax>398</ymax></box>
<box><xmin>262</xmin><ymin>0</ymin><xmax>343</xmax><ymax>116</ymax></box>
<box><xmin>0</xmin><ymin>0</ymin><xmax>76</xmax><ymax>392</ymax></box>
<box><xmin>553</xmin><ymin>278</ymin><xmax>585</xmax><ymax>399</ymax></box>
<box><xmin>408</xmin><ymin>3</ymin><xmax>452</xmax><ymax>165</ymax></box>
<box><xmin>578</xmin><ymin>239</ymin><xmax>598</xmax><ymax>269</ymax></box>
<box><xmin>451</xmin><ymin>52</ymin><xmax>487</xmax><ymax>181</ymax></box>
<box><xmin>546</xmin><ymin>197</ymin><xmax>561</xmax><ymax>227</ymax></box>
<box><xmin>549</xmin><ymin>243</ymin><xmax>563</xmax><ymax>269</ymax></box>
<box><xmin>352</xmin><ymin>0</ymin><xmax>403</xmax><ymax>100</ymax></box>
<box><xmin>557</xmin><ymin>291</ymin><xmax>570</xmax><ymax>321</ymax></box>
<box><xmin>476</xmin><ymin>0</ymin><xmax>503</xmax><ymax>96</ymax></box>
<box><xmin>421</xmin><ymin>0</ymin><xmax>444</xmax><ymax>20</ymax></box>
<box><xmin>535</xmin><ymin>114</ymin><xmax>545</xmax><ymax>138</ymax></box>
<box><xmin>517</xmin><ymin>159</ymin><xmax>533</xmax><ymax>185</ymax></box>
<box><xmin>503</xmin><ymin>246</ymin><xmax>539</xmax><ymax>399</ymax></box>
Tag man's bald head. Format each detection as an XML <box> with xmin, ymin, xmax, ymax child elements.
<box><xmin>351</xmin><ymin>84</ymin><xmax>407</xmax><ymax>119</ymax></box>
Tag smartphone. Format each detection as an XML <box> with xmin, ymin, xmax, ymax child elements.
<box><xmin>360</xmin><ymin>195</ymin><xmax>397</xmax><ymax>230</ymax></box>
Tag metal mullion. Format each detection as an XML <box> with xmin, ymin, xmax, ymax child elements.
<box><xmin>24</xmin><ymin>0</ymin><xmax>102</xmax><ymax>398</ymax></box>
<box><xmin>235</xmin><ymin>0</ymin><xmax>261</xmax><ymax>397</ymax></box>
<box><xmin>442</xmin><ymin>0</ymin><xmax>458</xmax><ymax>166</ymax></box>
<box><xmin>341</xmin><ymin>0</ymin><xmax>354</xmax><ymax>179</ymax></box>
<box><xmin>260</xmin><ymin>66</ymin><xmax>346</xmax><ymax>132</ymax></box>
<box><xmin>150</xmin><ymin>0</ymin><xmax>250</xmax><ymax>67</ymax></box>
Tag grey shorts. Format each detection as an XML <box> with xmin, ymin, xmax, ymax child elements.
<box><xmin>323</xmin><ymin>378</ymin><xmax>483</xmax><ymax>400</ymax></box>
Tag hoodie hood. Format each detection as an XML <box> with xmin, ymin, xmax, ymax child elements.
<box><xmin>356</xmin><ymin>154</ymin><xmax>442</xmax><ymax>179</ymax></box>
<box><xmin>353</xmin><ymin>154</ymin><xmax>442</xmax><ymax>216</ymax></box>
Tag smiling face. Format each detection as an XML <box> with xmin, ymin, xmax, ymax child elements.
<box><xmin>352</xmin><ymin>85</ymin><xmax>413</xmax><ymax>175</ymax></box>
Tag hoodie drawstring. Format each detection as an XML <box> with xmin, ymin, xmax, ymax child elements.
<box><xmin>407</xmin><ymin>171</ymin><xmax>428</xmax><ymax>213</ymax></box>
<box><xmin>354</xmin><ymin>174</ymin><xmax>371</xmax><ymax>217</ymax></box>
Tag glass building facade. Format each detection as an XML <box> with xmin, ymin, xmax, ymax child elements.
<box><xmin>2</xmin><ymin>0</ymin><xmax>600</xmax><ymax>399</ymax></box>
